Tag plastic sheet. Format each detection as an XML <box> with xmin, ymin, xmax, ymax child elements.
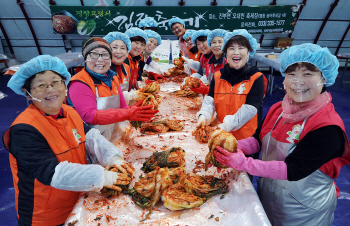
<box><xmin>0</xmin><ymin>91</ymin><xmax>8</xmax><ymax>100</ymax></box>
<box><xmin>337</xmin><ymin>53</ymin><xmax>350</xmax><ymax>58</ymax></box>
<box><xmin>0</xmin><ymin>53</ymin><xmax>8</xmax><ymax>60</ymax></box>
<box><xmin>55</xmin><ymin>52</ymin><xmax>84</xmax><ymax>69</ymax></box>
<box><xmin>64</xmin><ymin>81</ymin><xmax>271</xmax><ymax>226</ymax></box>
<box><xmin>3</xmin><ymin>52</ymin><xmax>83</xmax><ymax>76</ymax></box>
<box><xmin>252</xmin><ymin>52</ymin><xmax>281</xmax><ymax>71</ymax></box>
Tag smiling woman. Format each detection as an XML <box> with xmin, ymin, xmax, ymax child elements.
<box><xmin>23</xmin><ymin>70</ymin><xmax>66</xmax><ymax>115</ymax></box>
<box><xmin>212</xmin><ymin>43</ymin><xmax>350</xmax><ymax>226</ymax></box>
<box><xmin>67</xmin><ymin>37</ymin><xmax>156</xmax><ymax>141</ymax></box>
<box><xmin>197</xmin><ymin>29</ymin><xmax>266</xmax><ymax>141</ymax></box>
<box><xmin>124</xmin><ymin>28</ymin><xmax>149</xmax><ymax>90</ymax></box>
<box><xmin>4</xmin><ymin>55</ymin><xmax>136</xmax><ymax>226</ymax></box>
<box><xmin>283</xmin><ymin>62</ymin><xmax>324</xmax><ymax>103</ymax></box>
<box><xmin>182</xmin><ymin>29</ymin><xmax>213</xmax><ymax>90</ymax></box>
<box><xmin>103</xmin><ymin>32</ymin><xmax>132</xmax><ymax>92</ymax></box>
<box><xmin>205</xmin><ymin>29</ymin><xmax>228</xmax><ymax>84</ymax></box>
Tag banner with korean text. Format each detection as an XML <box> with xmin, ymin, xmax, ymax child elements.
<box><xmin>50</xmin><ymin>5</ymin><xmax>299</xmax><ymax>35</ymax></box>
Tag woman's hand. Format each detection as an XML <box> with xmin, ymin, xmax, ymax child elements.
<box><xmin>148</xmin><ymin>71</ymin><xmax>166</xmax><ymax>81</ymax></box>
<box><xmin>106</xmin><ymin>158</ymin><xmax>135</xmax><ymax>176</ymax></box>
<box><xmin>103</xmin><ymin>170</ymin><xmax>131</xmax><ymax>189</ymax></box>
<box><xmin>213</xmin><ymin>146</ymin><xmax>246</xmax><ymax>170</ymax></box>
<box><xmin>127</xmin><ymin>100</ymin><xmax>156</xmax><ymax>121</ymax></box>
<box><xmin>181</xmin><ymin>56</ymin><xmax>189</xmax><ymax>63</ymax></box>
<box><xmin>214</xmin><ymin>146</ymin><xmax>288</xmax><ymax>180</ymax></box>
<box><xmin>190</xmin><ymin>82</ymin><xmax>209</xmax><ymax>95</ymax></box>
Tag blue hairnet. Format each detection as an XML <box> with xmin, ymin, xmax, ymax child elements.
<box><xmin>192</xmin><ymin>30</ymin><xmax>212</xmax><ymax>46</ymax></box>
<box><xmin>103</xmin><ymin>32</ymin><xmax>132</xmax><ymax>54</ymax></box>
<box><xmin>183</xmin><ymin>30</ymin><xmax>196</xmax><ymax>41</ymax></box>
<box><xmin>207</xmin><ymin>29</ymin><xmax>228</xmax><ymax>47</ymax></box>
<box><xmin>280</xmin><ymin>43</ymin><xmax>339</xmax><ymax>87</ymax></box>
<box><xmin>125</xmin><ymin>27</ymin><xmax>148</xmax><ymax>44</ymax></box>
<box><xmin>222</xmin><ymin>29</ymin><xmax>257</xmax><ymax>60</ymax></box>
<box><xmin>168</xmin><ymin>17</ymin><xmax>185</xmax><ymax>28</ymax></box>
<box><xmin>138</xmin><ymin>17</ymin><xmax>158</xmax><ymax>28</ymax></box>
<box><xmin>8</xmin><ymin>55</ymin><xmax>71</xmax><ymax>96</ymax></box>
<box><xmin>144</xmin><ymin>30</ymin><xmax>162</xmax><ymax>46</ymax></box>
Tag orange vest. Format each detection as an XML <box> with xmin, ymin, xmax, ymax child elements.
<box><xmin>188</xmin><ymin>51</ymin><xmax>201</xmax><ymax>62</ymax></box>
<box><xmin>126</xmin><ymin>53</ymin><xmax>143</xmax><ymax>70</ymax></box>
<box><xmin>120</xmin><ymin>62</ymin><xmax>131</xmax><ymax>84</ymax></box>
<box><xmin>3</xmin><ymin>104</ymin><xmax>87</xmax><ymax>226</ymax></box>
<box><xmin>125</xmin><ymin>53</ymin><xmax>143</xmax><ymax>89</ymax></box>
<box><xmin>188</xmin><ymin>51</ymin><xmax>201</xmax><ymax>74</ymax></box>
<box><xmin>214</xmin><ymin>71</ymin><xmax>263</xmax><ymax>140</ymax></box>
<box><xmin>111</xmin><ymin>62</ymin><xmax>131</xmax><ymax>85</ymax></box>
<box><xmin>70</xmin><ymin>68</ymin><xmax>120</xmax><ymax>98</ymax></box>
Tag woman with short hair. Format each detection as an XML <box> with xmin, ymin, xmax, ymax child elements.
<box><xmin>67</xmin><ymin>37</ymin><xmax>155</xmax><ymax>141</ymax></box>
<box><xmin>124</xmin><ymin>27</ymin><xmax>149</xmax><ymax>89</ymax></box>
<box><xmin>4</xmin><ymin>55</ymin><xmax>134</xmax><ymax>226</ymax></box>
<box><xmin>197</xmin><ymin>29</ymin><xmax>265</xmax><ymax>141</ymax></box>
<box><xmin>213</xmin><ymin>43</ymin><xmax>350</xmax><ymax>226</ymax></box>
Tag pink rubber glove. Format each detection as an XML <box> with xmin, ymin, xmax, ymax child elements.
<box><xmin>237</xmin><ymin>137</ymin><xmax>260</xmax><ymax>155</ymax></box>
<box><xmin>213</xmin><ymin>146</ymin><xmax>288</xmax><ymax>180</ymax></box>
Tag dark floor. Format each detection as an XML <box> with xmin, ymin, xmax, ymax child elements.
<box><xmin>0</xmin><ymin>70</ymin><xmax>350</xmax><ymax>226</ymax></box>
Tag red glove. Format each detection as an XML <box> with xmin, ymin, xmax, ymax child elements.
<box><xmin>148</xmin><ymin>71</ymin><xmax>166</xmax><ymax>81</ymax></box>
<box><xmin>126</xmin><ymin>100</ymin><xmax>156</xmax><ymax>121</ymax></box>
<box><xmin>130</xmin><ymin>68</ymin><xmax>139</xmax><ymax>90</ymax></box>
<box><xmin>145</xmin><ymin>79</ymin><xmax>153</xmax><ymax>85</ymax></box>
<box><xmin>190</xmin><ymin>83</ymin><xmax>209</xmax><ymax>95</ymax></box>
<box><xmin>94</xmin><ymin>101</ymin><xmax>156</xmax><ymax>124</ymax></box>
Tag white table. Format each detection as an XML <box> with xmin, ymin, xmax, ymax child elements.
<box><xmin>64</xmin><ymin>81</ymin><xmax>271</xmax><ymax>226</ymax></box>
<box><xmin>337</xmin><ymin>53</ymin><xmax>350</xmax><ymax>86</ymax></box>
<box><xmin>252</xmin><ymin>52</ymin><xmax>281</xmax><ymax>94</ymax></box>
<box><xmin>55</xmin><ymin>52</ymin><xmax>84</xmax><ymax>73</ymax></box>
<box><xmin>4</xmin><ymin>52</ymin><xmax>84</xmax><ymax>76</ymax></box>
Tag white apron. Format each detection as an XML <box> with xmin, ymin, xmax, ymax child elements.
<box><xmin>88</xmin><ymin>86</ymin><xmax>120</xmax><ymax>141</ymax></box>
<box><xmin>258</xmin><ymin>112</ymin><xmax>337</xmax><ymax>226</ymax></box>
<box><xmin>120</xmin><ymin>64</ymin><xmax>130</xmax><ymax>92</ymax></box>
<box><xmin>120</xmin><ymin>77</ymin><xmax>129</xmax><ymax>92</ymax></box>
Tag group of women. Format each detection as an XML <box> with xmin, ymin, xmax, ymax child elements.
<box><xmin>3</xmin><ymin>15</ymin><xmax>350</xmax><ymax>226</ymax></box>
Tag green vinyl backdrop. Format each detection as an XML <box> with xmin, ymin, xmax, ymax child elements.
<box><xmin>50</xmin><ymin>5</ymin><xmax>299</xmax><ymax>35</ymax></box>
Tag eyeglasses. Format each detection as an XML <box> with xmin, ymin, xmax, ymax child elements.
<box><xmin>31</xmin><ymin>80</ymin><xmax>65</xmax><ymax>92</ymax></box>
<box><xmin>89</xmin><ymin>52</ymin><xmax>111</xmax><ymax>60</ymax></box>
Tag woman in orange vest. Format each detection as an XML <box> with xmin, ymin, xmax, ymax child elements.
<box><xmin>124</xmin><ymin>28</ymin><xmax>148</xmax><ymax>90</ymax></box>
<box><xmin>196</xmin><ymin>29</ymin><xmax>265</xmax><ymax>141</ymax></box>
<box><xmin>143</xmin><ymin>30</ymin><xmax>168</xmax><ymax>76</ymax></box>
<box><xmin>186</xmin><ymin>29</ymin><xmax>229</xmax><ymax>95</ymax></box>
<box><xmin>103</xmin><ymin>32</ymin><xmax>132</xmax><ymax>92</ymax></box>
<box><xmin>103</xmin><ymin>32</ymin><xmax>152</xmax><ymax>106</ymax></box>
<box><xmin>182</xmin><ymin>30</ymin><xmax>213</xmax><ymax>86</ymax></box>
<box><xmin>4</xmin><ymin>55</ymin><xmax>134</xmax><ymax>226</ymax></box>
<box><xmin>67</xmin><ymin>37</ymin><xmax>156</xmax><ymax>140</ymax></box>
<box><xmin>206</xmin><ymin>29</ymin><xmax>228</xmax><ymax>83</ymax></box>
<box><xmin>213</xmin><ymin>43</ymin><xmax>350</xmax><ymax>226</ymax></box>
<box><xmin>182</xmin><ymin>29</ymin><xmax>201</xmax><ymax>75</ymax></box>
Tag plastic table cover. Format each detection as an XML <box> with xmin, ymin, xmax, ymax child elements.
<box><xmin>252</xmin><ymin>52</ymin><xmax>281</xmax><ymax>71</ymax></box>
<box><xmin>4</xmin><ymin>52</ymin><xmax>83</xmax><ymax>76</ymax></box>
<box><xmin>64</xmin><ymin>81</ymin><xmax>271</xmax><ymax>226</ymax></box>
<box><xmin>337</xmin><ymin>53</ymin><xmax>350</xmax><ymax>58</ymax></box>
<box><xmin>55</xmin><ymin>52</ymin><xmax>84</xmax><ymax>69</ymax></box>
